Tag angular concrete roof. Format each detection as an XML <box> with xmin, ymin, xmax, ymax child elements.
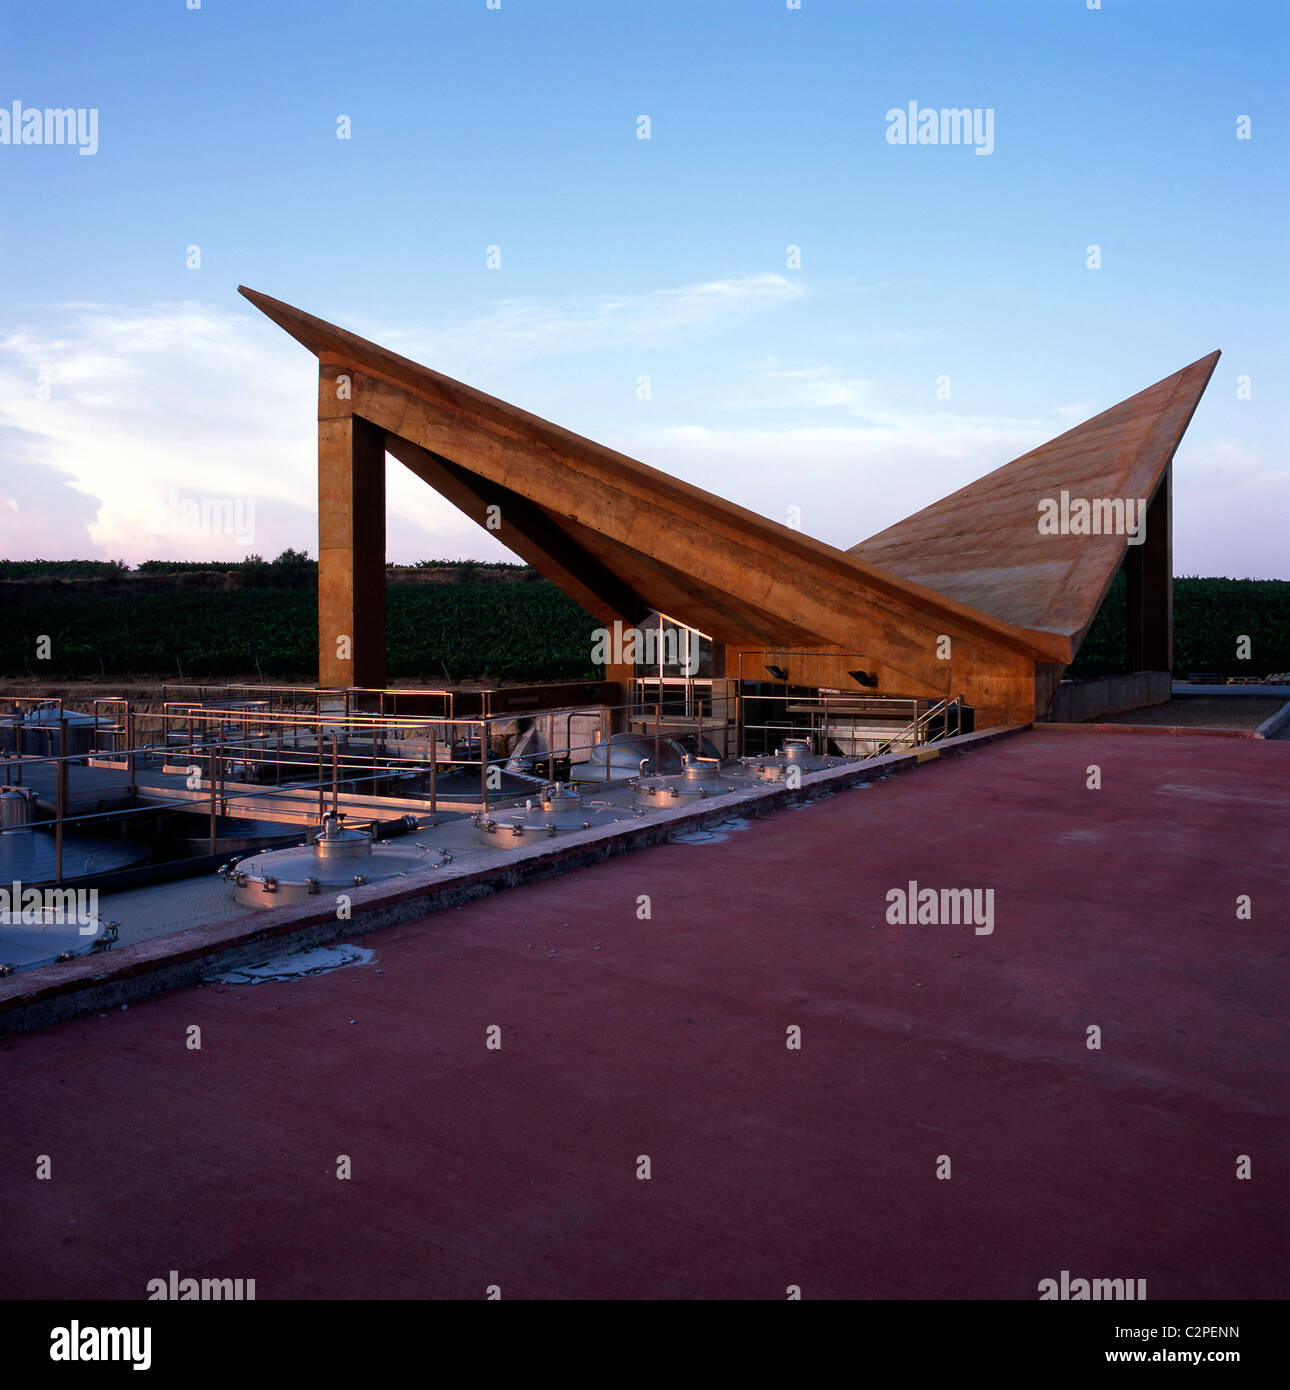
<box><xmin>849</xmin><ymin>351</ymin><xmax>1221</xmax><ymax>642</ymax></box>
<box><xmin>239</xmin><ymin>286</ymin><xmax>1217</xmax><ymax>672</ymax></box>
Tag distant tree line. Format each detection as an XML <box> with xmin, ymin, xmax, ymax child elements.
<box><xmin>0</xmin><ymin>552</ymin><xmax>540</xmax><ymax>585</ymax></box>
<box><xmin>1067</xmin><ymin>573</ymin><xmax>1290</xmax><ymax>679</ymax></box>
<box><xmin>0</xmin><ymin>579</ymin><xmax>598</xmax><ymax>682</ymax></box>
<box><xmin>0</xmin><ymin>562</ymin><xmax>1285</xmax><ymax>683</ymax></box>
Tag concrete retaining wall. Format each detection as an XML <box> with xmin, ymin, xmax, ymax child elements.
<box><xmin>1045</xmin><ymin>670</ymin><xmax>1171</xmax><ymax>723</ymax></box>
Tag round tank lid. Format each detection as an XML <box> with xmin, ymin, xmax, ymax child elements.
<box><xmin>312</xmin><ymin>812</ymin><xmax>372</xmax><ymax>859</ymax></box>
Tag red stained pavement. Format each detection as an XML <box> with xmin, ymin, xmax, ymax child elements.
<box><xmin>2</xmin><ymin>727</ymin><xmax>1287</xmax><ymax>1300</ymax></box>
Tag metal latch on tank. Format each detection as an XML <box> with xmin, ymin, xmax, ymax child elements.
<box><xmin>90</xmin><ymin>922</ymin><xmax>119</xmax><ymax>952</ymax></box>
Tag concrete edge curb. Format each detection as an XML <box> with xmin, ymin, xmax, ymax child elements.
<box><xmin>1042</xmin><ymin>722</ymin><xmax>1261</xmax><ymax>739</ymax></box>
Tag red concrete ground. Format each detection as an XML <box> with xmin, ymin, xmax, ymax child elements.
<box><xmin>3</xmin><ymin>728</ymin><xmax>1286</xmax><ymax>1300</ymax></box>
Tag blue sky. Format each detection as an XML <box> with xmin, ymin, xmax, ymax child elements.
<box><xmin>1</xmin><ymin>0</ymin><xmax>1285</xmax><ymax>576</ymax></box>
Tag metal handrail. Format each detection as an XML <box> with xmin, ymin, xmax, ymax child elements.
<box><xmin>4</xmin><ymin>683</ymin><xmax>969</xmax><ymax>885</ymax></box>
<box><xmin>872</xmin><ymin>695</ymin><xmax>963</xmax><ymax>755</ymax></box>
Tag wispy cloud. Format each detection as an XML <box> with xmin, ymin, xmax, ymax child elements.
<box><xmin>615</xmin><ymin>415</ymin><xmax>1287</xmax><ymax>577</ymax></box>
<box><xmin>360</xmin><ymin>272</ymin><xmax>806</xmax><ymax>369</ymax></box>
<box><xmin>1</xmin><ymin>295</ymin><xmax>1282</xmax><ymax>579</ymax></box>
<box><xmin>619</xmin><ymin>414</ymin><xmax>1052</xmax><ymax>549</ymax></box>
<box><xmin>0</xmin><ymin>301</ymin><xmax>316</xmax><ymax>562</ymax></box>
<box><xmin>0</xmin><ymin>276</ymin><xmax>806</xmax><ymax>562</ymax></box>
<box><xmin>732</xmin><ymin>363</ymin><xmax>881</xmax><ymax>417</ymax></box>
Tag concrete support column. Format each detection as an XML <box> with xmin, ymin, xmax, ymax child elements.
<box><xmin>1125</xmin><ymin>463</ymin><xmax>1172</xmax><ymax>674</ymax></box>
<box><xmin>318</xmin><ymin>407</ymin><xmax>386</xmax><ymax>689</ymax></box>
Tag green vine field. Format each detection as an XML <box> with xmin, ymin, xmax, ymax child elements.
<box><xmin>0</xmin><ymin>566</ymin><xmax>1285</xmax><ymax>683</ymax></box>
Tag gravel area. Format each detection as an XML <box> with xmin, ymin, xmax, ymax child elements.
<box><xmin>1095</xmin><ymin>697</ymin><xmax>1287</xmax><ymax>729</ymax></box>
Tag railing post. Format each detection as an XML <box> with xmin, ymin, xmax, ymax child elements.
<box><xmin>429</xmin><ymin>724</ymin><xmax>437</xmax><ymax>817</ymax></box>
<box><xmin>126</xmin><ymin>710</ymin><xmax>136</xmax><ymax>797</ymax></box>
<box><xmin>479</xmin><ymin>716</ymin><xmax>489</xmax><ymax>812</ymax></box>
<box><xmin>54</xmin><ymin>723</ymin><xmax>67</xmax><ymax>884</ymax></box>
<box><xmin>209</xmin><ymin>740</ymin><xmax>218</xmax><ymax>855</ymax></box>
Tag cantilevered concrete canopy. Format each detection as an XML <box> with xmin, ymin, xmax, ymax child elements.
<box><xmin>850</xmin><ymin>352</ymin><xmax>1220</xmax><ymax>662</ymax></box>
<box><xmin>239</xmin><ymin>285</ymin><xmax>1217</xmax><ymax>727</ymax></box>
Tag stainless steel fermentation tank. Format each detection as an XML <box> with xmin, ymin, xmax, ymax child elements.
<box><xmin>474</xmin><ymin>782</ymin><xmax>592</xmax><ymax>848</ymax></box>
<box><xmin>0</xmin><ymin>707</ymin><xmax>106</xmax><ymax>757</ymax></box>
<box><xmin>221</xmin><ymin>811</ymin><xmax>430</xmax><ymax>908</ymax></box>
<box><xmin>0</xmin><ymin>786</ymin><xmax>36</xmax><ymax>828</ymax></box>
